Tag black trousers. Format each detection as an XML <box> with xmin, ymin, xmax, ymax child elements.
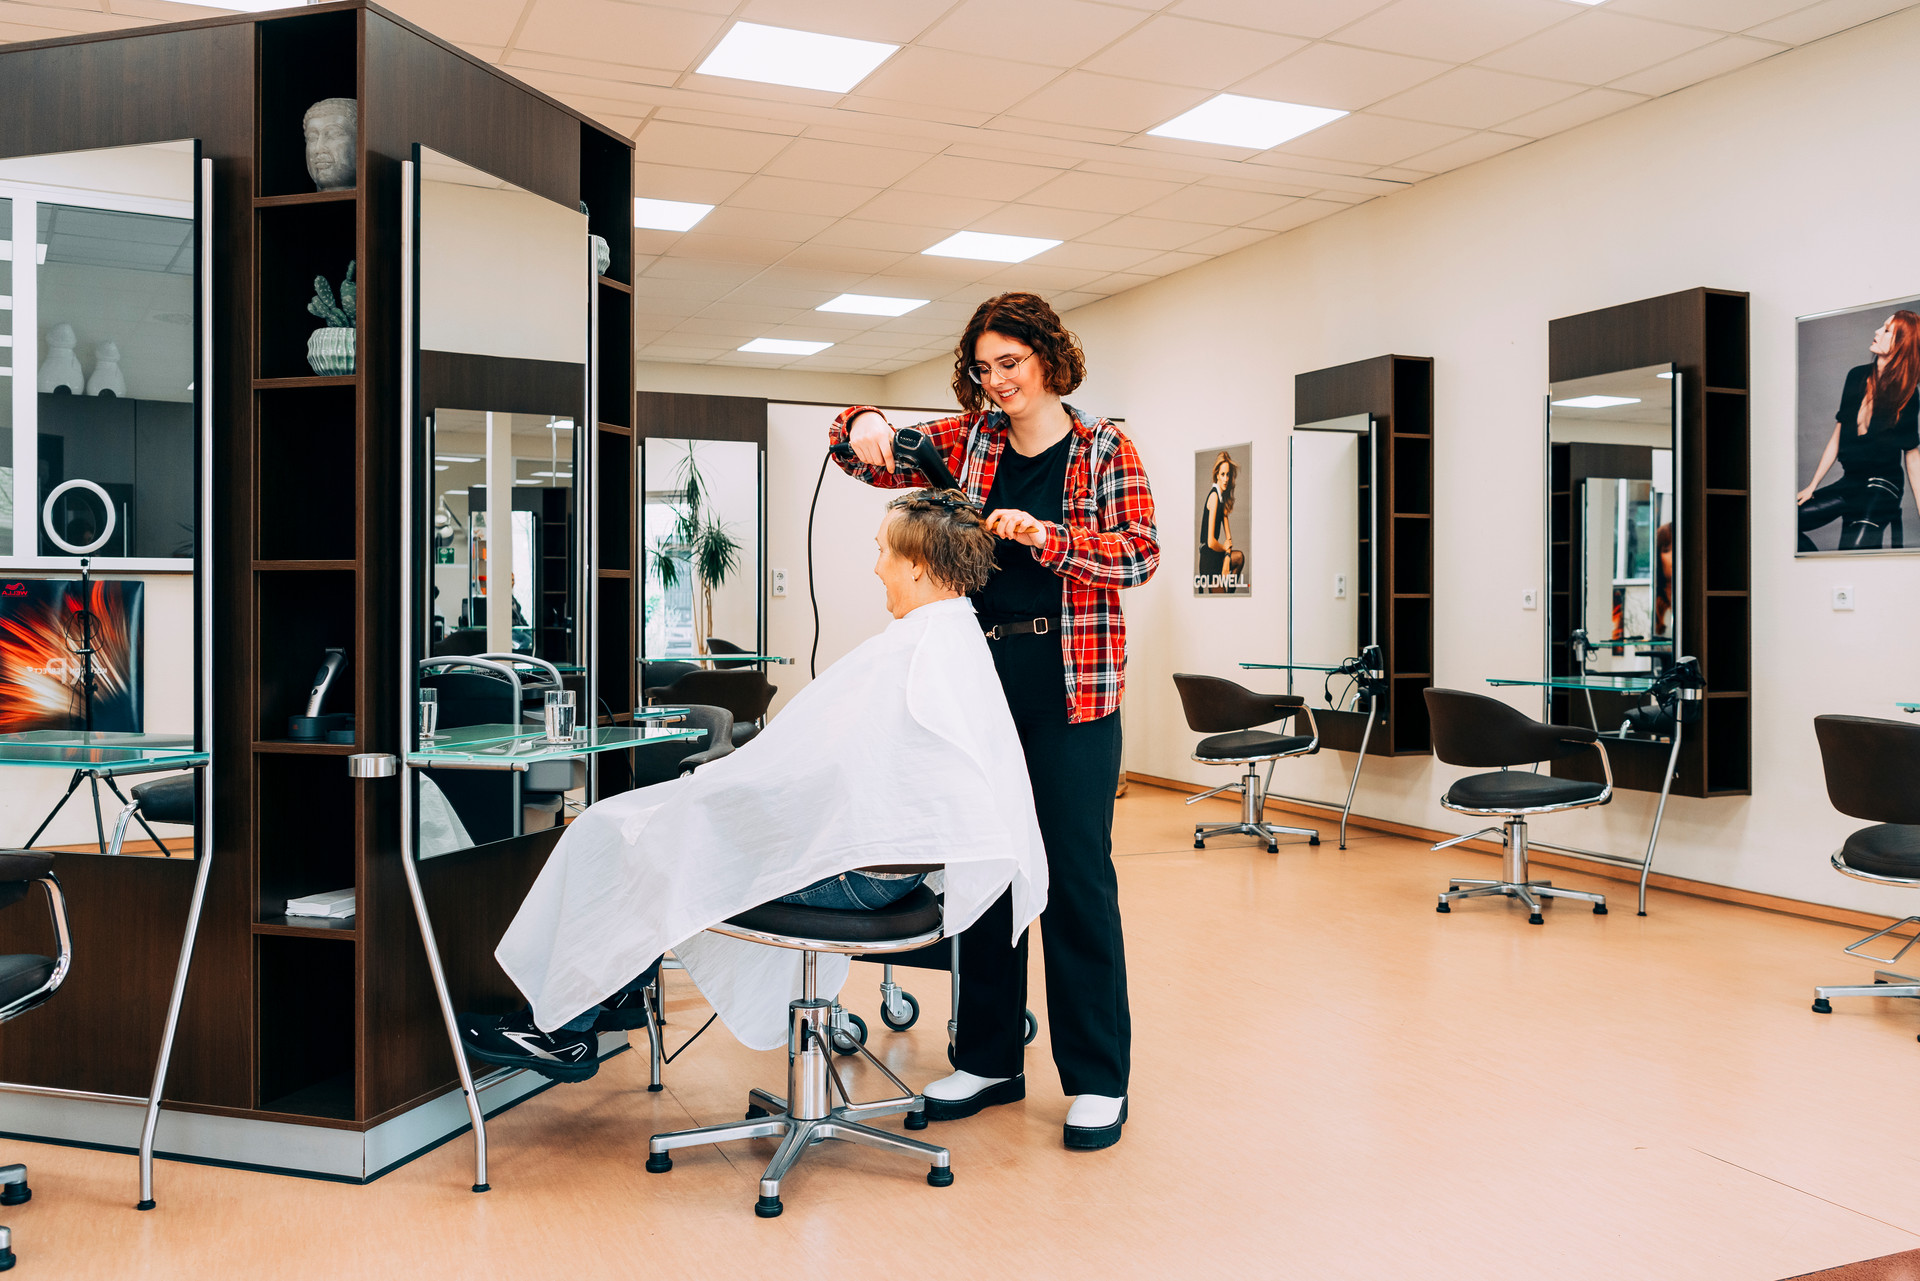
<box><xmin>955</xmin><ymin>626</ymin><xmax>1129</xmax><ymax>1097</ymax></box>
<box><xmin>1799</xmin><ymin>472</ymin><xmax>1904</xmax><ymax>551</ymax></box>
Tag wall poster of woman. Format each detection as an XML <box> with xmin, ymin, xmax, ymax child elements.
<box><xmin>1797</xmin><ymin>296</ymin><xmax>1920</xmax><ymax>555</ymax></box>
<box><xmin>1194</xmin><ymin>444</ymin><xmax>1251</xmax><ymax>595</ymax></box>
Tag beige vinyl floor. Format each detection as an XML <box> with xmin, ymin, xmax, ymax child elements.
<box><xmin>7</xmin><ymin>783</ymin><xmax>1920</xmax><ymax>1280</ymax></box>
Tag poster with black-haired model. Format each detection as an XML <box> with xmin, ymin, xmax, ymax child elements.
<box><xmin>1194</xmin><ymin>444</ymin><xmax>1251</xmax><ymax>595</ymax></box>
<box><xmin>1797</xmin><ymin>296</ymin><xmax>1920</xmax><ymax>555</ymax></box>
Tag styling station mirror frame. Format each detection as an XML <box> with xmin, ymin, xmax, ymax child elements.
<box><xmin>0</xmin><ymin>142</ymin><xmax>215</xmax><ymax>1210</ymax></box>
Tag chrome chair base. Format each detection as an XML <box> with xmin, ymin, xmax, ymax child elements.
<box><xmin>1434</xmin><ymin>817</ymin><xmax>1606</xmax><ymax>925</ymax></box>
<box><xmin>646</xmin><ymin>954</ymin><xmax>951</xmax><ymax>1216</ymax></box>
<box><xmin>1192</xmin><ymin>760</ymin><xmax>1318</xmax><ymax>853</ymax></box>
<box><xmin>1812</xmin><ymin>968</ymin><xmax>1920</xmax><ymax>1014</ymax></box>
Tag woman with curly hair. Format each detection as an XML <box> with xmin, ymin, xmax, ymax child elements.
<box><xmin>1799</xmin><ymin>309</ymin><xmax>1920</xmax><ymax>551</ymax></box>
<box><xmin>830</xmin><ymin>291</ymin><xmax>1158</xmax><ymax>1152</ymax></box>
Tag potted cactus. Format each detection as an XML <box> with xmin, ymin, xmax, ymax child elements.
<box><xmin>305</xmin><ymin>260</ymin><xmax>356</xmax><ymax>375</ymax></box>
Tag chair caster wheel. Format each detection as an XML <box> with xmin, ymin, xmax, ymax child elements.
<box><xmin>1267</xmin><ymin>844</ymin><xmax>1279</xmax><ymax>854</ymax></box>
<box><xmin>1593</xmin><ymin>904</ymin><xmax>1608</xmax><ymax>915</ymax></box>
<box><xmin>1</xmin><ymin>1183</ymin><xmax>30</xmax><ymax>1208</ymax></box>
<box><xmin>135</xmin><ymin>1198</ymin><xmax>154</xmax><ymax>1211</ymax></box>
<box><xmin>1193</xmin><ymin>839</ymin><xmax>1205</xmax><ymax>849</ymax></box>
<box><xmin>1812</xmin><ymin>998</ymin><xmax>1832</xmax><ymax>1014</ymax></box>
<box><xmin>647</xmin><ymin>1083</ymin><xmax>663</xmax><ymax>1092</ymax></box>
<box><xmin>472</xmin><ymin>1184</ymin><xmax>490</xmax><ymax>1194</ymax></box>
<box><xmin>0</xmin><ymin>1245</ymin><xmax>15</xmax><ymax>1270</ymax></box>
<box><xmin>1528</xmin><ymin>914</ymin><xmax>1544</xmax><ymax>925</ymax></box>
<box><xmin>645</xmin><ymin>1152</ymin><xmax>673</xmax><ymax>1173</ymax></box>
<box><xmin>1435</xmin><ymin>902</ymin><xmax>1450</xmax><ymax>913</ymax></box>
<box><xmin>927</xmin><ymin>1165</ymin><xmax>954</xmax><ymax>1187</ymax></box>
<box><xmin>745</xmin><ymin>1105</ymin><xmax>769</xmax><ymax>1120</ymax></box>
<box><xmin>904</xmin><ymin>1109</ymin><xmax>928</xmax><ymax>1130</ymax></box>
<box><xmin>1308</xmin><ymin>835</ymin><xmax>1320</xmax><ymax>846</ymax></box>
<box><xmin>755</xmin><ymin>1195</ymin><xmax>783</xmax><ymax>1218</ymax></box>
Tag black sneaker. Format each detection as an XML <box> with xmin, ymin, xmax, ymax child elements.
<box><xmin>591</xmin><ymin>957</ymin><xmax>664</xmax><ymax>1033</ymax></box>
<box><xmin>459</xmin><ymin>1009</ymin><xmax>599</xmax><ymax>1083</ymax></box>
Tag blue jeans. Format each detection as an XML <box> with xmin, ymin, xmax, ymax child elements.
<box><xmin>777</xmin><ymin>870</ymin><xmax>925</xmax><ymax>911</ymax></box>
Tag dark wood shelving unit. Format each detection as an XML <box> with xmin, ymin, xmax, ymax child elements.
<box><xmin>1295</xmin><ymin>355</ymin><xmax>1436</xmax><ymax>757</ymax></box>
<box><xmin>1547</xmin><ymin>287</ymin><xmax>1751</xmax><ymax>798</ymax></box>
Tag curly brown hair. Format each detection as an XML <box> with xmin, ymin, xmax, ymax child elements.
<box><xmin>951</xmin><ymin>292</ymin><xmax>1086</xmax><ymax>412</ymax></box>
<box><xmin>885</xmin><ymin>489</ymin><xmax>997</xmax><ymax>594</ymax></box>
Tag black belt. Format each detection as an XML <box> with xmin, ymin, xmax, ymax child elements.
<box><xmin>982</xmin><ymin>616</ymin><xmax>1053</xmax><ymax>641</ymax></box>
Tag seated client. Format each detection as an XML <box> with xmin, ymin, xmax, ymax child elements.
<box><xmin>463</xmin><ymin>490</ymin><xmax>1048</xmax><ymax>1079</ymax></box>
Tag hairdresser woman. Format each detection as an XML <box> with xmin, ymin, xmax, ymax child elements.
<box><xmin>829</xmin><ymin>291</ymin><xmax>1158</xmax><ymax>1151</ymax></box>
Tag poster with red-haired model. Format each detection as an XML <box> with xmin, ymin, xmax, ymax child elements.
<box><xmin>0</xmin><ymin>578</ymin><xmax>144</xmax><ymax>733</ymax></box>
<box><xmin>1797</xmin><ymin>296</ymin><xmax>1920</xmax><ymax>555</ymax></box>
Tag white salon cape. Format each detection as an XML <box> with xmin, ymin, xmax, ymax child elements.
<box><xmin>496</xmin><ymin>596</ymin><xmax>1048</xmax><ymax>1050</ymax></box>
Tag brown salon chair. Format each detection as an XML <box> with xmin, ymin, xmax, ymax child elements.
<box><xmin>1426</xmin><ymin>688</ymin><xmax>1611</xmax><ymax>924</ymax></box>
<box><xmin>1171</xmin><ymin>674</ymin><xmax>1321</xmax><ymax>852</ymax></box>
<box><xmin>647</xmin><ymin>669</ymin><xmax>776</xmax><ymax>747</ymax></box>
<box><xmin>1809</xmin><ymin>715</ymin><xmax>1920</xmax><ymax>1022</ymax></box>
<box><xmin>0</xmin><ymin>850</ymin><xmax>74</xmax><ymax>1270</ymax></box>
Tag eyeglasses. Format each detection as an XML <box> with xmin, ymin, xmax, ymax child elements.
<box><xmin>966</xmin><ymin>351</ymin><xmax>1035</xmax><ymax>385</ymax></box>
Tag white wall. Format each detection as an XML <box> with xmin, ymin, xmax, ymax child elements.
<box><xmin>421</xmin><ymin>179</ymin><xmax>586</xmax><ymax>364</ymax></box>
<box><xmin>878</xmin><ymin>8</ymin><xmax>1920</xmax><ymax>917</ymax></box>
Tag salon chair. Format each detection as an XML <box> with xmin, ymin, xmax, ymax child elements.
<box><xmin>705</xmin><ymin>637</ymin><xmax>756</xmax><ymax>669</ymax></box>
<box><xmin>107</xmin><ymin>774</ymin><xmax>197</xmax><ymax>857</ymax></box>
<box><xmin>1808</xmin><ymin>715</ymin><xmax>1920</xmax><ymax>1022</ymax></box>
<box><xmin>1171</xmin><ymin>674</ymin><xmax>1321</xmax><ymax>851</ymax></box>
<box><xmin>642</xmin><ymin>660</ymin><xmax>700</xmax><ymax>693</ymax></box>
<box><xmin>1426</xmin><ymin>688</ymin><xmax>1611</xmax><ymax>924</ymax></box>
<box><xmin>420</xmin><ymin>657</ymin><xmax>583</xmax><ymax>838</ymax></box>
<box><xmin>431</xmin><ymin>627</ymin><xmax>489</xmax><ymax>657</ymax></box>
<box><xmin>0</xmin><ymin>850</ymin><xmax>74</xmax><ymax>1270</ymax></box>
<box><xmin>647</xmin><ymin>669</ymin><xmax>776</xmax><ymax>747</ymax></box>
<box><xmin>630</xmin><ymin>704</ymin><xmax>734</xmax><ymax>790</ymax></box>
<box><xmin>645</xmin><ymin>883</ymin><xmax>952</xmax><ymax>1218</ymax></box>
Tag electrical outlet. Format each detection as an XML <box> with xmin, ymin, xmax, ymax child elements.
<box><xmin>1832</xmin><ymin>584</ymin><xmax>1854</xmax><ymax>611</ymax></box>
<box><xmin>1521</xmin><ymin>589</ymin><xmax>1539</xmax><ymax>611</ymax></box>
<box><xmin>1333</xmin><ymin>573</ymin><xmax>1347</xmax><ymax>600</ymax></box>
<box><xmin>771</xmin><ymin>568</ymin><xmax>788</xmax><ymax>599</ymax></box>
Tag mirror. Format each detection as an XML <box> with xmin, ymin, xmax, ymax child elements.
<box><xmin>408</xmin><ymin>145</ymin><xmax>589</xmax><ymax>854</ymax></box>
<box><xmin>1289</xmin><ymin>413</ymin><xmax>1374</xmax><ymax>703</ymax></box>
<box><xmin>0</xmin><ymin>140</ymin><xmax>209</xmax><ymax>856</ymax></box>
<box><xmin>642</xmin><ymin>437</ymin><xmax>762</xmax><ymax>663</ymax></box>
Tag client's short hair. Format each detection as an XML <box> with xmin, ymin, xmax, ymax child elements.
<box><xmin>885</xmin><ymin>489</ymin><xmax>997</xmax><ymax>594</ymax></box>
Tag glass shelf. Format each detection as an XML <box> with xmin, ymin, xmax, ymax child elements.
<box><xmin>407</xmin><ymin>723</ymin><xmax>700</xmax><ymax>767</ymax></box>
<box><xmin>645</xmin><ymin>653</ymin><xmax>793</xmax><ymax>665</ymax></box>
<box><xmin>1576</xmin><ymin>636</ymin><xmax>1674</xmax><ymax>650</ymax></box>
<box><xmin>1486</xmin><ymin>675</ymin><xmax>1659</xmax><ymax>695</ymax></box>
<box><xmin>0</xmin><ymin>730</ymin><xmax>208</xmax><ymax>772</ymax></box>
<box><xmin>1240</xmin><ymin>661</ymin><xmax>1350</xmax><ymax>674</ymax></box>
<box><xmin>1898</xmin><ymin>702</ymin><xmax>1920</xmax><ymax>714</ymax></box>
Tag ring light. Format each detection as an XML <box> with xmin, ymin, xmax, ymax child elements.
<box><xmin>42</xmin><ymin>478</ymin><xmax>117</xmax><ymax>556</ymax></box>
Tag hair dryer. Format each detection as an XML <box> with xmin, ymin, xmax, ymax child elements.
<box><xmin>830</xmin><ymin>426</ymin><xmax>961</xmax><ymax>492</ymax></box>
<box><xmin>306</xmin><ymin>647</ymin><xmax>347</xmax><ymax>717</ymax></box>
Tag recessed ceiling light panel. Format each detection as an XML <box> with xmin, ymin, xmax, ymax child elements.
<box><xmin>922</xmin><ymin>232</ymin><xmax>1061</xmax><ymax>264</ymax></box>
<box><xmin>739</xmin><ymin>338</ymin><xmax>834</xmax><ymax>356</ymax></box>
<box><xmin>634</xmin><ymin>198</ymin><xmax>713</xmax><ymax>232</ymax></box>
<box><xmin>817</xmin><ymin>293</ymin><xmax>928</xmax><ymax>316</ymax></box>
<box><xmin>1551</xmin><ymin>395</ymin><xmax>1641</xmax><ymax>409</ymax></box>
<box><xmin>1148</xmin><ymin>93</ymin><xmax>1348</xmax><ymax>150</ymax></box>
<box><xmin>696</xmin><ymin>21</ymin><xmax>898</xmax><ymax>93</ymax></box>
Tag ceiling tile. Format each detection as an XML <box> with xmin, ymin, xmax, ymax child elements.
<box><xmin>966</xmin><ymin>203</ymin><xmax>1119</xmax><ymax>239</ymax></box>
<box><xmin>1243</xmin><ymin>198</ymin><xmax>1348</xmax><ymax>233</ymax></box>
<box><xmin>631</xmin><ymin>162</ymin><xmax>751</xmax><ymax>204</ymax></box>
<box><xmin>1082</xmin><ymin>16</ymin><xmax>1308</xmax><ymax>90</ymax></box>
<box><xmin>722</xmin><ymin>284</ymin><xmax>843</xmax><ymax>309</ymax></box>
<box><xmin>1078</xmin><ymin>271</ymin><xmax>1159</xmax><ymax>297</ymax></box>
<box><xmin>1167</xmin><ymin>0</ymin><xmax>1397</xmax><ymax>40</ymax></box>
<box><xmin>800</xmin><ymin>124</ymin><xmax>953</xmax><ymax>154</ymax></box>
<box><xmin>851</xmin><ymin>188</ymin><xmax>1004</xmax><ymax>228</ymax></box>
<box><xmin>1399</xmin><ymin>129</ymin><xmax>1529</xmax><ymax>173</ymax></box>
<box><xmin>1131</xmin><ymin>184</ymin><xmax>1299</xmax><ymax>225</ymax></box>
<box><xmin>1276</xmin><ymin>112</ymin><xmax>1472</xmax><ymax>166</ymax></box>
<box><xmin>500</xmin><ymin>56</ymin><xmax>679</xmax><ymax>96</ymax></box>
<box><xmin>918</xmin><ymin>0</ymin><xmax>1153</xmax><ymax>67</ymax></box>
<box><xmin>1605</xmin><ymin>0</ymin><xmax>1814</xmax><ymax>32</ymax></box>
<box><xmin>734</xmin><ymin>0</ymin><xmax>957</xmax><ymax>43</ymax></box>
<box><xmin>382</xmin><ymin>0</ymin><xmax>524</xmax><ymax>45</ymax></box>
<box><xmin>643</xmin><ymin>258</ymin><xmax>765</xmax><ymax>285</ymax></box>
<box><xmin>1022</xmin><ymin>171</ymin><xmax>1187</xmax><ymax>214</ymax></box>
<box><xmin>760</xmin><ymin>138</ymin><xmax>932</xmax><ymax>187</ymax></box>
<box><xmin>895</xmin><ymin>155</ymin><xmax>1061</xmax><ymax>202</ymax></box>
<box><xmin>516</xmin><ymin>2</ymin><xmax>724</xmax><ymax>70</ymax></box>
<box><xmin>1233</xmin><ymin>42</ymin><xmax>1451</xmax><ymax>110</ymax></box>
<box><xmin>728</xmin><ymin>175</ymin><xmax>884</xmax><ymax>217</ymax></box>
<box><xmin>634</xmin><ymin>229</ymin><xmax>688</xmax><ymax>257</ymax></box>
<box><xmin>1750</xmin><ymin>0</ymin><xmax>1918</xmax><ymax>43</ymax></box>
<box><xmin>812</xmin><ymin>218</ymin><xmax>962</xmax><ymax>252</ymax></box>
<box><xmin>852</xmin><ymin>47</ymin><xmax>1063</xmax><ymax>114</ymax></box>
<box><xmin>998</xmin><ymin>72</ymin><xmax>1213</xmax><ymax>134</ymax></box>
<box><xmin>1079</xmin><ymin>215</ymin><xmax>1219</xmax><ymax>250</ymax></box>
<box><xmin>832</xmin><ymin>96</ymin><xmax>1000</xmax><ymax>129</ymax></box>
<box><xmin>1181</xmin><ymin>225</ymin><xmax>1278</xmax><ymax>255</ymax></box>
<box><xmin>1130</xmin><ymin>250</ymin><xmax>1213</xmax><ymax>277</ymax></box>
<box><xmin>691</xmin><ymin>207</ymin><xmax>840</xmax><ymax>242</ymax></box>
<box><xmin>1030</xmin><ymin>241</ymin><xmax>1165</xmax><ymax>272</ymax></box>
<box><xmin>1329</xmin><ymin>0</ymin><xmax>1576</xmax><ymax>64</ymax></box>
<box><xmin>991</xmin><ymin>116</ymin><xmax>1136</xmax><ymax>148</ymax></box>
<box><xmin>1607</xmin><ymin>35</ymin><xmax>1790</xmax><ymax>97</ymax></box>
<box><xmin>1496</xmin><ymin>87</ymin><xmax>1645</xmax><ymax>138</ymax></box>
<box><xmin>778</xmin><ymin>244</ymin><xmax>913</xmax><ymax>274</ymax></box>
<box><xmin>974</xmin><ymin>263</ymin><xmax>1110</xmax><ymax>292</ymax></box>
<box><xmin>1373</xmin><ymin>66</ymin><xmax>1581</xmax><ymax>130</ymax></box>
<box><xmin>661</xmin><ymin>234</ymin><xmax>800</xmax><ymax>266</ymax></box>
<box><xmin>1476</xmin><ymin>11</ymin><xmax>1723</xmax><ymax>85</ymax></box>
<box><xmin>1367</xmin><ymin>166</ymin><xmax>1431</xmax><ymax>183</ymax></box>
<box><xmin>653</xmin><ymin>106</ymin><xmax>810</xmax><ymax>137</ymax></box>
<box><xmin>632</xmin><ymin>121</ymin><xmax>794</xmax><ymax>172</ymax></box>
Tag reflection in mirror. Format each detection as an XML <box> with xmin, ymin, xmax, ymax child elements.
<box><xmin>0</xmin><ymin>140</ymin><xmax>207</xmax><ymax>860</ymax></box>
<box><xmin>642</xmin><ymin>437</ymin><xmax>761</xmax><ymax>660</ymax></box>
<box><xmin>410</xmin><ymin>146</ymin><xmax>588</xmax><ymax>858</ymax></box>
<box><xmin>1289</xmin><ymin>414</ymin><xmax>1374</xmax><ymax>703</ymax></box>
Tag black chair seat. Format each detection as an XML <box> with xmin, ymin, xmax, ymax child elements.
<box><xmin>1195</xmin><ymin>730</ymin><xmax>1313</xmax><ymax>761</ymax></box>
<box><xmin>726</xmin><ymin>883</ymin><xmax>941</xmax><ymax>944</ymax></box>
<box><xmin>131</xmin><ymin>775</ymin><xmax>196</xmax><ymax>825</ymax></box>
<box><xmin>1838</xmin><ymin>824</ymin><xmax>1920</xmax><ymax>881</ymax></box>
<box><xmin>0</xmin><ymin>851</ymin><xmax>52</xmax><ymax>883</ymax></box>
<box><xmin>1444</xmin><ymin>770</ymin><xmax>1607</xmax><ymax>812</ymax></box>
<box><xmin>0</xmin><ymin>954</ymin><xmax>54</xmax><ymax>1007</ymax></box>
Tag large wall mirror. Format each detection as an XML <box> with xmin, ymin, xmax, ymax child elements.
<box><xmin>1289</xmin><ymin>413</ymin><xmax>1376</xmax><ymax>699</ymax></box>
<box><xmin>1547</xmin><ymin>362</ymin><xmax>1678</xmax><ymax>732</ymax></box>
<box><xmin>641</xmin><ymin>436</ymin><xmax>762</xmax><ymax>663</ymax></box>
<box><xmin>406</xmin><ymin>145</ymin><xmax>590</xmax><ymax>854</ymax></box>
<box><xmin>0</xmin><ymin>139</ymin><xmax>211</xmax><ymax>859</ymax></box>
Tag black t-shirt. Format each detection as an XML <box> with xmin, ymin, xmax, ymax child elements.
<box><xmin>972</xmin><ymin>430</ymin><xmax>1071</xmax><ymax>621</ymax></box>
<box><xmin>1835</xmin><ymin>362</ymin><xmax>1920</xmax><ymax>476</ymax></box>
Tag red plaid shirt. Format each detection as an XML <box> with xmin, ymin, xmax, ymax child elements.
<box><xmin>829</xmin><ymin>404</ymin><xmax>1158</xmax><ymax>724</ymax></box>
